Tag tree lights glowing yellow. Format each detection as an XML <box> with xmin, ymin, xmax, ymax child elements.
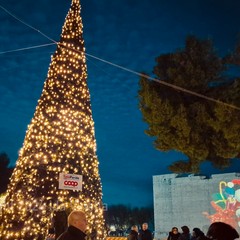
<box><xmin>0</xmin><ymin>0</ymin><xmax>105</xmax><ymax>239</ymax></box>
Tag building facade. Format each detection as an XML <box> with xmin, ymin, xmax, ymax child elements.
<box><xmin>153</xmin><ymin>172</ymin><xmax>240</xmax><ymax>239</ymax></box>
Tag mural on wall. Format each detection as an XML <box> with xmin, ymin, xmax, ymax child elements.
<box><xmin>202</xmin><ymin>179</ymin><xmax>240</xmax><ymax>229</ymax></box>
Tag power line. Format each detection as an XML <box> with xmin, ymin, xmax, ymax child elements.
<box><xmin>0</xmin><ymin>43</ymin><xmax>55</xmax><ymax>55</ymax></box>
<box><xmin>1</xmin><ymin>4</ymin><xmax>240</xmax><ymax>111</ymax></box>
<box><xmin>83</xmin><ymin>52</ymin><xmax>240</xmax><ymax>111</ymax></box>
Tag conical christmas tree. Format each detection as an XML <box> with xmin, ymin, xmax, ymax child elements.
<box><xmin>0</xmin><ymin>0</ymin><xmax>105</xmax><ymax>239</ymax></box>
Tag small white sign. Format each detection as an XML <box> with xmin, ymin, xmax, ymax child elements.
<box><xmin>59</xmin><ymin>173</ymin><xmax>83</xmax><ymax>191</ymax></box>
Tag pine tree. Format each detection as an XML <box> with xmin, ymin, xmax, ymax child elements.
<box><xmin>0</xmin><ymin>0</ymin><xmax>105</xmax><ymax>239</ymax></box>
<box><xmin>138</xmin><ymin>35</ymin><xmax>240</xmax><ymax>174</ymax></box>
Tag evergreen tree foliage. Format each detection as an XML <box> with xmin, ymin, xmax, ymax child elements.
<box><xmin>0</xmin><ymin>153</ymin><xmax>13</xmax><ymax>194</ymax></box>
<box><xmin>139</xmin><ymin>35</ymin><xmax>240</xmax><ymax>174</ymax></box>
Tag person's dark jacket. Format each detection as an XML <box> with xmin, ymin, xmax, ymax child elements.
<box><xmin>138</xmin><ymin>229</ymin><xmax>153</xmax><ymax>240</ymax></box>
<box><xmin>178</xmin><ymin>233</ymin><xmax>191</xmax><ymax>240</ymax></box>
<box><xmin>168</xmin><ymin>231</ymin><xmax>180</xmax><ymax>240</ymax></box>
<box><xmin>191</xmin><ymin>228</ymin><xmax>209</xmax><ymax>240</ymax></box>
<box><xmin>127</xmin><ymin>229</ymin><xmax>138</xmax><ymax>240</ymax></box>
<box><xmin>178</xmin><ymin>226</ymin><xmax>191</xmax><ymax>240</ymax></box>
<box><xmin>56</xmin><ymin>225</ymin><xmax>86</xmax><ymax>240</ymax></box>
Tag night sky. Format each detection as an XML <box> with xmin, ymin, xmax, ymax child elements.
<box><xmin>1</xmin><ymin>0</ymin><xmax>240</xmax><ymax>207</ymax></box>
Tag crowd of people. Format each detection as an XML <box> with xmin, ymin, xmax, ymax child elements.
<box><xmin>46</xmin><ymin>211</ymin><xmax>154</xmax><ymax>240</ymax></box>
<box><xmin>166</xmin><ymin>223</ymin><xmax>240</xmax><ymax>240</ymax></box>
<box><xmin>127</xmin><ymin>223</ymin><xmax>153</xmax><ymax>240</ymax></box>
<box><xmin>46</xmin><ymin>210</ymin><xmax>240</xmax><ymax>240</ymax></box>
<box><xmin>127</xmin><ymin>222</ymin><xmax>240</xmax><ymax>240</ymax></box>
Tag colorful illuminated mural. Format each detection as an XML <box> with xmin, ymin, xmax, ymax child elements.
<box><xmin>203</xmin><ymin>179</ymin><xmax>240</xmax><ymax>230</ymax></box>
<box><xmin>153</xmin><ymin>173</ymin><xmax>240</xmax><ymax>239</ymax></box>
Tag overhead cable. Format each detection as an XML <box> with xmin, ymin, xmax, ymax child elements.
<box><xmin>1</xmin><ymin>4</ymin><xmax>240</xmax><ymax>111</ymax></box>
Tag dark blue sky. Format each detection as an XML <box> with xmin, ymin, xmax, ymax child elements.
<box><xmin>0</xmin><ymin>0</ymin><xmax>240</xmax><ymax>207</ymax></box>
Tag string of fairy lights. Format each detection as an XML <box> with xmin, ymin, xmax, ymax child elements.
<box><xmin>0</xmin><ymin>1</ymin><xmax>239</xmax><ymax>239</ymax></box>
<box><xmin>0</xmin><ymin>4</ymin><xmax>240</xmax><ymax>111</ymax></box>
<box><xmin>1</xmin><ymin>0</ymin><xmax>105</xmax><ymax>239</ymax></box>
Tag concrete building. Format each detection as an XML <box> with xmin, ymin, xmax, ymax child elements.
<box><xmin>153</xmin><ymin>172</ymin><xmax>240</xmax><ymax>240</ymax></box>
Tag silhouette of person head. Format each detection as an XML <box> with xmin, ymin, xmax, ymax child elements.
<box><xmin>207</xmin><ymin>222</ymin><xmax>239</xmax><ymax>240</ymax></box>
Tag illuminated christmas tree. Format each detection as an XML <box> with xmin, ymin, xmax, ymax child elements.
<box><xmin>0</xmin><ymin>0</ymin><xmax>105</xmax><ymax>239</ymax></box>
